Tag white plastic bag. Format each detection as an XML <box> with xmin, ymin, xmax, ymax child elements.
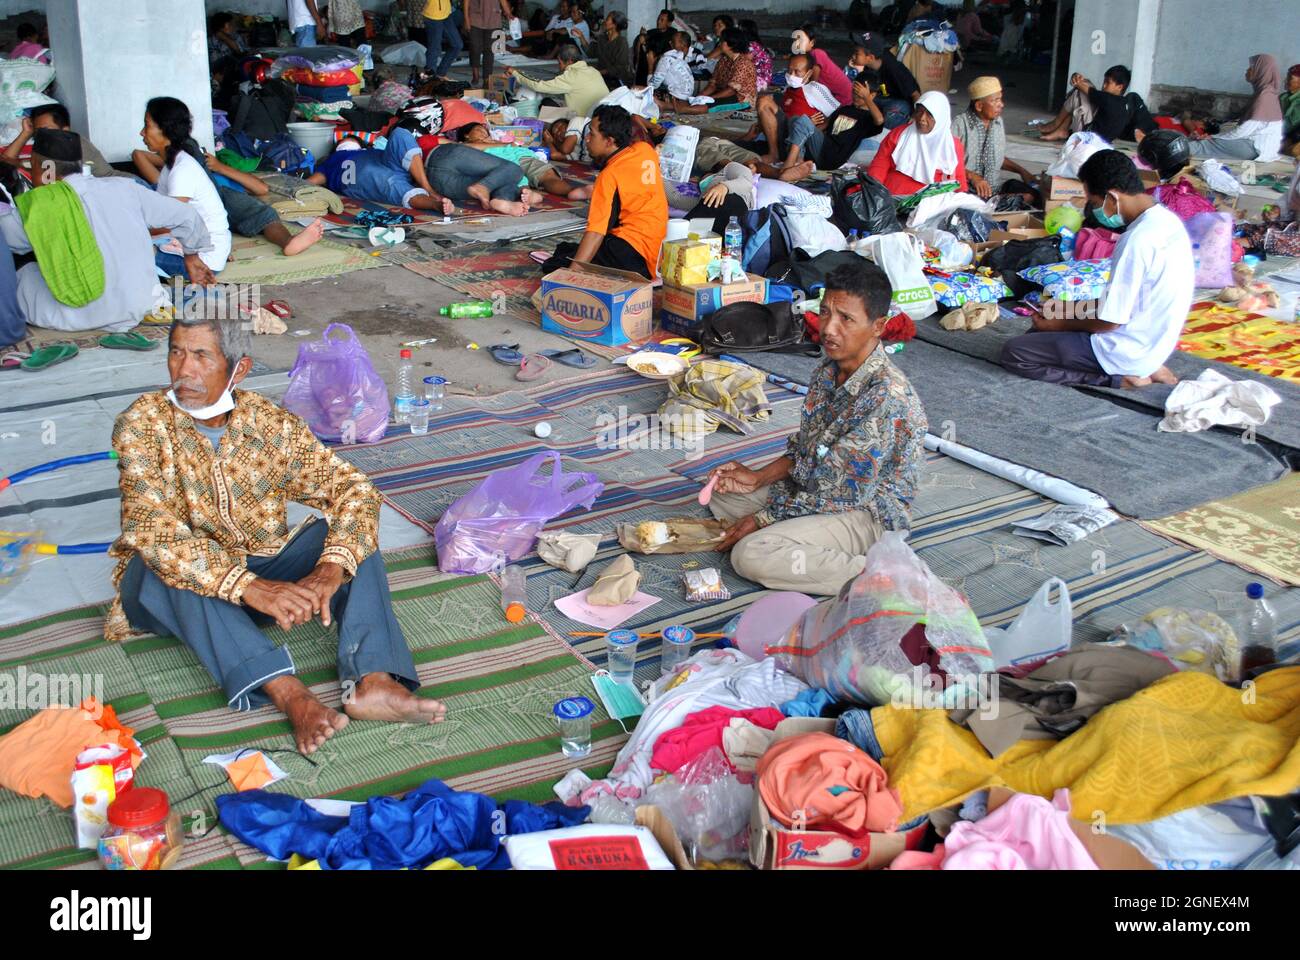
<box><xmin>379</xmin><ymin>41</ymin><xmax>427</xmax><ymax>67</ymax></box>
<box><xmin>597</xmin><ymin>84</ymin><xmax>659</xmax><ymax>121</ymax></box>
<box><xmin>1045</xmin><ymin>131</ymin><xmax>1110</xmax><ymax>179</ymax></box>
<box><xmin>509</xmin><ymin>17</ymin><xmax>524</xmax><ymax>41</ymax></box>
<box><xmin>859</xmin><ymin>232</ymin><xmax>938</xmax><ymax>319</ymax></box>
<box><xmin>0</xmin><ymin>57</ymin><xmax>56</xmax><ymax>125</ymax></box>
<box><xmin>983</xmin><ymin>578</ymin><xmax>1072</xmax><ymax>676</ymax></box>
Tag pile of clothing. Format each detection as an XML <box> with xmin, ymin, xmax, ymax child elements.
<box><xmin>898</xmin><ymin>19</ymin><xmax>961</xmax><ymax>56</ymax></box>
<box><xmin>269</xmin><ymin>45</ymin><xmax>363</xmax><ymax>108</ymax></box>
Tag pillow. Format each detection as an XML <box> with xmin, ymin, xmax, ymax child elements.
<box><xmin>1017</xmin><ymin>258</ymin><xmax>1112</xmax><ymax>302</ymax></box>
<box><xmin>928</xmin><ymin>271</ymin><xmax>1013</xmax><ymax>307</ymax></box>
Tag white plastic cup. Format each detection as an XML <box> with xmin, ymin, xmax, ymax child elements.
<box><xmin>422</xmin><ymin>376</ymin><xmax>446</xmax><ymax>412</ymax></box>
<box><xmin>605</xmin><ymin>629</ymin><xmax>638</xmax><ymax>683</ymax></box>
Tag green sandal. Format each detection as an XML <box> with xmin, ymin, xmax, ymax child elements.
<box><xmin>20</xmin><ymin>343</ymin><xmax>79</xmax><ymax>371</ymax></box>
<box><xmin>99</xmin><ymin>332</ymin><xmax>159</xmax><ymax>351</ymax></box>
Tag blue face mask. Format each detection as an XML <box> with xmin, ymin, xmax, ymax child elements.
<box><xmin>1092</xmin><ymin>192</ymin><xmax>1125</xmax><ymax>230</ymax></box>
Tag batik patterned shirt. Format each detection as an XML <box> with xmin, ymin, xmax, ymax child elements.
<box><xmin>756</xmin><ymin>345</ymin><xmax>927</xmax><ymax>530</ymax></box>
<box><xmin>104</xmin><ymin>390</ymin><xmax>381</xmax><ymax>640</ymax></box>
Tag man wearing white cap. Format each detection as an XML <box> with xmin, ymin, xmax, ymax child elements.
<box><xmin>951</xmin><ymin>75</ymin><xmax>1038</xmax><ymax>203</ymax></box>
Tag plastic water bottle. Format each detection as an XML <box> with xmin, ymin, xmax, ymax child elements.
<box><xmin>847</xmin><ymin>229</ymin><xmax>860</xmax><ymax>250</ymax></box>
<box><xmin>1239</xmin><ymin>582</ymin><xmax>1278</xmax><ymax>673</ymax></box>
<box><xmin>724</xmin><ymin>216</ymin><xmax>743</xmax><ymax>263</ymax></box>
<box><xmin>393</xmin><ymin>349</ymin><xmax>415</xmax><ymax>424</ymax></box>
<box><xmin>499</xmin><ymin>564</ymin><xmax>527</xmax><ymax>624</ymax></box>
<box><xmin>439</xmin><ymin>300</ymin><xmax>494</xmax><ymax>318</ymax></box>
<box><xmin>1058</xmin><ymin>227</ymin><xmax>1077</xmax><ymax>261</ymax></box>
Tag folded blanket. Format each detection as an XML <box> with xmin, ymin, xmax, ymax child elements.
<box><xmin>15</xmin><ymin>180</ymin><xmax>105</xmax><ymax>306</ymax></box>
<box><xmin>269</xmin><ymin>183</ymin><xmax>344</xmax><ymax>219</ymax></box>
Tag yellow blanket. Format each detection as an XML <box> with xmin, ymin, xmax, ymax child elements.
<box><xmin>871</xmin><ymin>667</ymin><xmax>1300</xmax><ymax>824</ymax></box>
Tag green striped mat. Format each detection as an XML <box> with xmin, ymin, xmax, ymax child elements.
<box><xmin>0</xmin><ymin>547</ymin><xmax>626</xmax><ymax>870</ymax></box>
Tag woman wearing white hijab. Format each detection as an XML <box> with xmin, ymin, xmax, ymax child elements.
<box><xmin>867</xmin><ymin>90</ymin><xmax>968</xmax><ymax>196</ymax></box>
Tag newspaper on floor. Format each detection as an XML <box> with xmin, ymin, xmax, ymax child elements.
<box><xmin>1011</xmin><ymin>505</ymin><xmax>1119</xmax><ymax>547</ymax></box>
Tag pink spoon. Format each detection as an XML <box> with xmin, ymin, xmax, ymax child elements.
<box><xmin>698</xmin><ymin>474</ymin><xmax>719</xmax><ymax>506</ymax></box>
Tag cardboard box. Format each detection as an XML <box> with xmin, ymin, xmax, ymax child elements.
<box><xmin>661</xmin><ymin>238</ymin><xmax>712</xmax><ymax>286</ymax></box>
<box><xmin>1041</xmin><ymin>174</ymin><xmax>1088</xmax><ymax>214</ymax></box>
<box><xmin>634</xmin><ymin>805</ymin><xmax>694</xmax><ymax>870</ymax></box>
<box><xmin>540</xmin><ymin>262</ymin><xmax>655</xmax><ymax>346</ymax></box>
<box><xmin>898</xmin><ymin>45</ymin><xmax>953</xmax><ymax>95</ymax></box>
<box><xmin>660</xmin><ymin>273</ymin><xmax>768</xmax><ymax>337</ymax></box>
<box><xmin>988</xmin><ymin>212</ymin><xmax>1048</xmax><ymax>242</ymax></box>
<box><xmin>1138</xmin><ymin>168</ymin><xmax>1160</xmax><ymax>188</ymax></box>
<box><xmin>462</xmin><ymin>87</ymin><xmax>486</xmax><ymax>101</ymax></box>
<box><xmin>748</xmin><ymin>718</ymin><xmax>929</xmax><ymax>870</ymax></box>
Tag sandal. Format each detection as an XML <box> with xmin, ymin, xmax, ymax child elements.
<box><xmin>515</xmin><ymin>353</ymin><xmax>552</xmax><ymax>381</ymax></box>
<box><xmin>99</xmin><ymin>332</ymin><xmax>159</xmax><ymax>351</ymax></box>
<box><xmin>20</xmin><ymin>343</ymin><xmax>79</xmax><ymax>371</ymax></box>
<box><xmin>1</xmin><ymin>351</ymin><xmax>30</xmax><ymax>370</ymax></box>
<box><xmin>538</xmin><ymin>347</ymin><xmax>597</xmax><ymax>368</ymax></box>
<box><xmin>487</xmin><ymin>343</ymin><xmax>524</xmax><ymax>365</ymax></box>
<box><xmin>263</xmin><ymin>299</ymin><xmax>293</xmax><ymax>320</ymax></box>
<box><xmin>529</xmin><ymin>250</ymin><xmax>551</xmax><ymax>265</ymax></box>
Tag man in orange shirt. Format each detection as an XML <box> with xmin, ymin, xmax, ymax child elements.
<box><xmin>542</xmin><ymin>105</ymin><xmax>668</xmax><ymax>279</ymax></box>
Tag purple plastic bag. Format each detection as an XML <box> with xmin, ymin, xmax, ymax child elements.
<box><xmin>1186</xmin><ymin>212</ymin><xmax>1234</xmax><ymax>288</ymax></box>
<box><xmin>282</xmin><ymin>323</ymin><xmax>391</xmax><ymax>445</ymax></box>
<box><xmin>434</xmin><ymin>452</ymin><xmax>604</xmax><ymax>574</ymax></box>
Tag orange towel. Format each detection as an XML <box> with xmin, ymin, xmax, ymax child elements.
<box><xmin>0</xmin><ymin>703</ymin><xmax>140</xmax><ymax>808</ymax></box>
<box><xmin>757</xmin><ymin>732</ymin><xmax>903</xmax><ymax>836</ymax></box>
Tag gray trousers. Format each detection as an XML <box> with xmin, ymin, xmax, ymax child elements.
<box><xmin>120</xmin><ymin>518</ymin><xmax>418</xmax><ymax>712</ymax></box>
<box><xmin>999</xmin><ymin>329</ymin><xmax>1124</xmax><ymax>387</ymax></box>
<box><xmin>424</xmin><ymin>143</ymin><xmax>523</xmax><ymax>203</ymax></box>
<box><xmin>709</xmin><ymin>486</ymin><xmax>884</xmax><ymax>596</ymax></box>
<box><xmin>1186</xmin><ymin>135</ymin><xmax>1260</xmax><ymax>161</ymax></box>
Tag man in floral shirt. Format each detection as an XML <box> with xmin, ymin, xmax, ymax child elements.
<box><xmin>108</xmin><ymin>317</ymin><xmax>444</xmax><ymax>754</ymax></box>
<box><xmin>707</xmin><ymin>261</ymin><xmax>927</xmax><ymax>594</ymax></box>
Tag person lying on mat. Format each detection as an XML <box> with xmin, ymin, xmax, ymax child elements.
<box><xmin>0</xmin><ymin>129</ymin><xmax>214</xmax><ymax>333</ymax></box>
<box><xmin>107</xmin><ymin>315</ymin><xmax>444</xmax><ymax>754</ymax></box>
<box><xmin>304</xmin><ymin>131</ymin><xmax>458</xmax><ymax>215</ymax></box>
<box><xmin>706</xmin><ymin>260</ymin><xmax>926</xmax><ymax>596</ymax></box>
<box><xmin>867</xmin><ymin>90</ymin><xmax>968</xmax><ymax>197</ymax></box>
<box><xmin>456</xmin><ymin>122</ymin><xmax>593</xmax><ymax>200</ymax></box>
<box><xmin>542</xmin><ymin>104</ymin><xmax>667</xmax><ymax>279</ymax></box>
<box><xmin>1000</xmin><ymin>150</ymin><xmax>1191</xmax><ymax>389</ymax></box>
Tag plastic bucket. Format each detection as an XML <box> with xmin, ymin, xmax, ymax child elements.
<box><xmin>287</xmin><ymin>121</ymin><xmax>336</xmax><ymax>161</ymax></box>
<box><xmin>512</xmin><ymin>96</ymin><xmax>542</xmax><ymax>118</ymax></box>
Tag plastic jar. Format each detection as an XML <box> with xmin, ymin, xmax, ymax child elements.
<box><xmin>97</xmin><ymin>787</ymin><xmax>181</xmax><ymax>870</ymax></box>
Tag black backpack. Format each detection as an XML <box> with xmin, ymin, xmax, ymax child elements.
<box><xmin>700</xmin><ymin>301</ymin><xmax>818</xmax><ymax>355</ymax></box>
<box><xmin>227</xmin><ymin>79</ymin><xmax>295</xmax><ymax>140</ymax></box>
<box><xmin>765</xmin><ymin>249</ymin><xmax>864</xmax><ymax>295</ymax></box>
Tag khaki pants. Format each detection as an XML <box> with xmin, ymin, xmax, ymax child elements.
<box><xmin>518</xmin><ymin>154</ymin><xmax>558</xmax><ymax>188</ymax></box>
<box><xmin>708</xmin><ymin>486</ymin><xmax>884</xmax><ymax>596</ymax></box>
<box><xmin>693</xmin><ymin>136</ymin><xmax>759</xmax><ymax>174</ymax></box>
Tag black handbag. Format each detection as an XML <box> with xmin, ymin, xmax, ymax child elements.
<box><xmin>700</xmin><ymin>301</ymin><xmax>818</xmax><ymax>355</ymax></box>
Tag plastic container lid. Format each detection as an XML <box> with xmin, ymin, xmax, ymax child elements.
<box><xmin>662</xmin><ymin>625</ymin><xmax>695</xmax><ymax>646</ymax></box>
<box><xmin>504</xmin><ymin>601</ymin><xmax>526</xmax><ymax>623</ymax></box>
<box><xmin>423</xmin><ymin>376</ymin><xmax>447</xmax><ymax>385</ymax></box>
<box><xmin>107</xmin><ymin>787</ymin><xmax>170</xmax><ymax>828</ymax></box>
<box><xmin>400</xmin><ymin>349</ymin><xmax>412</xmax><ymax>359</ymax></box>
<box><xmin>605</xmin><ymin>629</ymin><xmax>638</xmax><ymax>647</ymax></box>
<box><xmin>413</xmin><ymin>397</ymin><xmax>430</xmax><ymax>407</ymax></box>
<box><xmin>1247</xmin><ymin>582</ymin><xmax>1265</xmax><ymax>600</ymax></box>
<box><xmin>553</xmin><ymin>696</ymin><xmax>595</xmax><ymax>719</ymax></box>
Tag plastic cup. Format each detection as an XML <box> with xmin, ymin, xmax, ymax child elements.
<box><xmin>605</xmin><ymin>629</ymin><xmax>638</xmax><ymax>683</ymax></box>
<box><xmin>408</xmin><ymin>398</ymin><xmax>431</xmax><ymax>435</ymax></box>
<box><xmin>659</xmin><ymin>625</ymin><xmax>695</xmax><ymax>675</ymax></box>
<box><xmin>553</xmin><ymin>696</ymin><xmax>594</xmax><ymax>758</ymax></box>
<box><xmin>422</xmin><ymin>376</ymin><xmax>447</xmax><ymax>412</ymax></box>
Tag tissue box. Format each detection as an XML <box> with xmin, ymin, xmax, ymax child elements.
<box><xmin>661</xmin><ymin>239</ymin><xmax>712</xmax><ymax>285</ymax></box>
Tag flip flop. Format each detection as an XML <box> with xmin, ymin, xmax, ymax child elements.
<box><xmin>20</xmin><ymin>343</ymin><xmax>78</xmax><ymax>371</ymax></box>
<box><xmin>529</xmin><ymin>250</ymin><xmax>551</xmax><ymax>264</ymax></box>
<box><xmin>538</xmin><ymin>347</ymin><xmax>597</xmax><ymax>368</ymax></box>
<box><xmin>263</xmin><ymin>299</ymin><xmax>293</xmax><ymax>320</ymax></box>
<box><xmin>515</xmin><ymin>354</ymin><xmax>552</xmax><ymax>381</ymax></box>
<box><xmin>141</xmin><ymin>305</ymin><xmax>175</xmax><ymax>325</ymax></box>
<box><xmin>487</xmin><ymin>343</ymin><xmax>524</xmax><ymax>365</ymax></box>
<box><xmin>1</xmin><ymin>351</ymin><xmax>29</xmax><ymax>370</ymax></box>
<box><xmin>98</xmin><ymin>332</ymin><xmax>159</xmax><ymax>351</ymax></box>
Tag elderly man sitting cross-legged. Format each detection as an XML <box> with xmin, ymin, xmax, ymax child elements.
<box><xmin>706</xmin><ymin>260</ymin><xmax>928</xmax><ymax>595</ymax></box>
<box><xmin>106</xmin><ymin>316</ymin><xmax>444</xmax><ymax>754</ymax></box>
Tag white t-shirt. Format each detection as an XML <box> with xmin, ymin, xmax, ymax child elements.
<box><xmin>1093</xmin><ymin>203</ymin><xmax>1193</xmax><ymax>377</ymax></box>
<box><xmin>568</xmin><ymin>20</ymin><xmax>591</xmax><ymax>43</ymax></box>
<box><xmin>287</xmin><ymin>0</ymin><xmax>316</xmax><ymax>30</ymax></box>
<box><xmin>157</xmin><ymin>151</ymin><xmax>232</xmax><ymax>273</ymax></box>
<box><xmin>1223</xmin><ymin>119</ymin><xmax>1283</xmax><ymax>163</ymax></box>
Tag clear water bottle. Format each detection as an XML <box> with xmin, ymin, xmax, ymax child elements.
<box><xmin>393</xmin><ymin>348</ymin><xmax>415</xmax><ymax>424</ymax></box>
<box><xmin>724</xmin><ymin>216</ymin><xmax>743</xmax><ymax>263</ymax></box>
<box><xmin>499</xmin><ymin>564</ymin><xmax>527</xmax><ymax>624</ymax></box>
<box><xmin>1239</xmin><ymin>582</ymin><xmax>1278</xmax><ymax>674</ymax></box>
<box><xmin>847</xmin><ymin>228</ymin><xmax>860</xmax><ymax>251</ymax></box>
<box><xmin>1058</xmin><ymin>227</ymin><xmax>1077</xmax><ymax>261</ymax></box>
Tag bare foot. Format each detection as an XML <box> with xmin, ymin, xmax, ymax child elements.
<box><xmin>1150</xmin><ymin>365</ymin><xmax>1178</xmax><ymax>385</ymax></box>
<box><xmin>467</xmin><ymin>182</ymin><xmax>493</xmax><ymax>211</ymax></box>
<box><xmin>521</xmin><ymin>187</ymin><xmax>544</xmax><ymax>209</ymax></box>
<box><xmin>489</xmin><ymin>197</ymin><xmax>528</xmax><ymax>216</ymax></box>
<box><xmin>1120</xmin><ymin>374</ymin><xmax>1153</xmax><ymax>389</ymax></box>
<box><xmin>264</xmin><ymin>675</ymin><xmax>349</xmax><ymax>755</ymax></box>
<box><xmin>1040</xmin><ymin>129</ymin><xmax>1070</xmax><ymax>142</ymax></box>
<box><xmin>778</xmin><ymin>160</ymin><xmax>815</xmax><ymax>182</ymax></box>
<box><xmin>344</xmin><ymin>672</ymin><xmax>446</xmax><ymax>724</ymax></box>
<box><xmin>566</xmin><ymin>184</ymin><xmax>593</xmax><ymax>200</ymax></box>
<box><xmin>283</xmin><ymin>218</ymin><xmax>325</xmax><ymax>257</ymax></box>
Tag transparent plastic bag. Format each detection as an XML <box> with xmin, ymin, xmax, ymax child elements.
<box><xmin>772</xmin><ymin>532</ymin><xmax>993</xmax><ymax>707</ymax></box>
<box><xmin>983</xmin><ymin>578</ymin><xmax>1072</xmax><ymax>677</ymax></box>
<box><xmin>0</xmin><ymin>530</ymin><xmax>39</xmax><ymax>600</ymax></box>
<box><xmin>281</xmin><ymin>323</ymin><xmax>390</xmax><ymax>445</ymax></box>
<box><xmin>640</xmin><ymin>747</ymin><xmax>751</xmax><ymax>864</ymax></box>
<box><xmin>434</xmin><ymin>451</ymin><xmax>604</xmax><ymax>574</ymax></box>
<box><xmin>1104</xmin><ymin>607</ymin><xmax>1240</xmax><ymax>682</ymax></box>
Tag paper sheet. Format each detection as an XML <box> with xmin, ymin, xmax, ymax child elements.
<box><xmin>554</xmin><ymin>588</ymin><xmax>660</xmax><ymax>630</ymax></box>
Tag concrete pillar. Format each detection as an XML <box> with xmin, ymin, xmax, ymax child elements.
<box><xmin>46</xmin><ymin>0</ymin><xmax>213</xmax><ymax>163</ymax></box>
<box><xmin>1066</xmin><ymin>0</ymin><xmax>1160</xmax><ymax>100</ymax></box>
<box><xmin>609</xmin><ymin>0</ymin><xmax>660</xmax><ymax>38</ymax></box>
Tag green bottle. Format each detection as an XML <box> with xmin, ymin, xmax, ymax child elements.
<box><xmin>439</xmin><ymin>300</ymin><xmax>494</xmax><ymax>319</ymax></box>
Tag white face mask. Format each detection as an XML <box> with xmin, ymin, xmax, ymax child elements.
<box><xmin>786</xmin><ymin>73</ymin><xmax>805</xmax><ymax>89</ymax></box>
<box><xmin>167</xmin><ymin>366</ymin><xmax>239</xmax><ymax>421</ymax></box>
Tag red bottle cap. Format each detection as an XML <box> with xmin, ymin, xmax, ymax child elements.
<box><xmin>107</xmin><ymin>787</ymin><xmax>170</xmax><ymax>828</ymax></box>
<box><xmin>400</xmin><ymin>349</ymin><xmax>412</xmax><ymax>359</ymax></box>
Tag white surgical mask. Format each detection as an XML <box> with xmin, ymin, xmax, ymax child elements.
<box><xmin>167</xmin><ymin>367</ymin><xmax>238</xmax><ymax>421</ymax></box>
<box><xmin>786</xmin><ymin>73</ymin><xmax>805</xmax><ymax>89</ymax></box>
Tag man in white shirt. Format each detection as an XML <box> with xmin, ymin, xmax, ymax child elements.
<box><xmin>646</xmin><ymin>31</ymin><xmax>695</xmax><ymax>103</ymax></box>
<box><xmin>1000</xmin><ymin>150</ymin><xmax>1191</xmax><ymax>389</ymax></box>
<box><xmin>0</xmin><ymin>130</ymin><xmax>214</xmax><ymax>333</ymax></box>
<box><xmin>287</xmin><ymin>0</ymin><xmax>325</xmax><ymax>47</ymax></box>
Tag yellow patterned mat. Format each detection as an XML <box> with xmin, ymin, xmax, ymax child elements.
<box><xmin>1179</xmin><ymin>301</ymin><xmax>1300</xmax><ymax>381</ymax></box>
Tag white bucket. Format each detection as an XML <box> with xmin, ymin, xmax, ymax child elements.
<box><xmin>287</xmin><ymin>121</ymin><xmax>336</xmax><ymax>161</ymax></box>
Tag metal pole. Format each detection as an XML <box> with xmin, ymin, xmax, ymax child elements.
<box><xmin>1048</xmin><ymin>0</ymin><xmax>1065</xmax><ymax>109</ymax></box>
